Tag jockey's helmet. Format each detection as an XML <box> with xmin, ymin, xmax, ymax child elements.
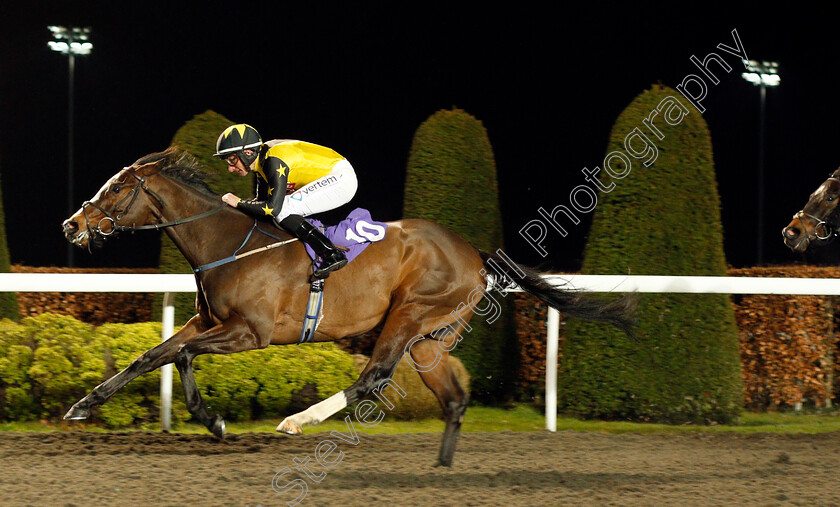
<box><xmin>214</xmin><ymin>124</ymin><xmax>263</xmax><ymax>166</ymax></box>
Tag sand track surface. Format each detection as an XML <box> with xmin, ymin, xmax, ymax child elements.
<box><xmin>1</xmin><ymin>430</ymin><xmax>838</xmax><ymax>506</ymax></box>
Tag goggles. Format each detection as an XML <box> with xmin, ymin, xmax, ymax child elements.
<box><xmin>219</xmin><ymin>153</ymin><xmax>240</xmax><ymax>166</ymax></box>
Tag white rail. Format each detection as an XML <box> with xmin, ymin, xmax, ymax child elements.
<box><xmin>0</xmin><ymin>273</ymin><xmax>196</xmax><ymax>292</ymax></box>
<box><xmin>526</xmin><ymin>275</ymin><xmax>840</xmax><ymax>431</ymax></box>
<box><xmin>2</xmin><ymin>273</ymin><xmax>839</xmax><ymax>432</ymax></box>
<box><xmin>538</xmin><ymin>274</ymin><xmax>840</xmax><ymax>295</ymax></box>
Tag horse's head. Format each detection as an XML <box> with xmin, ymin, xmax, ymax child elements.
<box><xmin>62</xmin><ymin>154</ymin><xmax>168</xmax><ymax>251</ymax></box>
<box><xmin>782</xmin><ymin>168</ymin><xmax>840</xmax><ymax>252</ymax></box>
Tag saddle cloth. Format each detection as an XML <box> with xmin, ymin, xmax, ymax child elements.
<box><xmin>303</xmin><ymin>207</ymin><xmax>388</xmax><ymax>268</ymax></box>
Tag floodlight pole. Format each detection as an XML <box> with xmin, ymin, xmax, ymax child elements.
<box><xmin>67</xmin><ymin>50</ymin><xmax>76</xmax><ymax>268</ymax></box>
<box><xmin>755</xmin><ymin>80</ymin><xmax>767</xmax><ymax>265</ymax></box>
<box><xmin>741</xmin><ymin>60</ymin><xmax>779</xmax><ymax>266</ymax></box>
<box><xmin>48</xmin><ymin>26</ymin><xmax>92</xmax><ymax>267</ymax></box>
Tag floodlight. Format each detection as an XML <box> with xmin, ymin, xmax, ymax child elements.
<box><xmin>741</xmin><ymin>60</ymin><xmax>780</xmax><ymax>87</ymax></box>
<box><xmin>47</xmin><ymin>26</ymin><xmax>93</xmax><ymax>266</ymax></box>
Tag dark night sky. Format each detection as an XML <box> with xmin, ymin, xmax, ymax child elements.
<box><xmin>2</xmin><ymin>2</ymin><xmax>839</xmax><ymax>272</ymax></box>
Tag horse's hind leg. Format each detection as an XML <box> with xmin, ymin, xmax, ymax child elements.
<box><xmin>174</xmin><ymin>313</ymin><xmax>267</xmax><ymax>439</ymax></box>
<box><xmin>408</xmin><ymin>337</ymin><xmax>469</xmax><ymax>467</ymax></box>
<box><xmin>64</xmin><ymin>315</ymin><xmax>206</xmax><ymax>421</ymax></box>
<box><xmin>276</xmin><ymin>306</ymin><xmax>425</xmax><ymax>434</ymax></box>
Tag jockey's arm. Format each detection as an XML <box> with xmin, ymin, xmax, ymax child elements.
<box><xmin>236</xmin><ymin>156</ymin><xmax>289</xmax><ymax>220</ymax></box>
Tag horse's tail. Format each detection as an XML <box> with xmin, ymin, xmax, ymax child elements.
<box><xmin>479</xmin><ymin>250</ymin><xmax>637</xmax><ymax>338</ymax></box>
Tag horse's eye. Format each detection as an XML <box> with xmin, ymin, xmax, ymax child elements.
<box><xmin>829</xmin><ymin>196</ymin><xmax>836</xmax><ymax>202</ymax></box>
<box><xmin>111</xmin><ymin>185</ymin><xmax>121</xmax><ymax>194</ymax></box>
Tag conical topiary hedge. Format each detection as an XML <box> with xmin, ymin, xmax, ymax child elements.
<box><xmin>403</xmin><ymin>108</ymin><xmax>516</xmax><ymax>402</ymax></box>
<box><xmin>559</xmin><ymin>85</ymin><xmax>743</xmax><ymax>424</ymax></box>
<box><xmin>0</xmin><ymin>165</ymin><xmax>19</xmax><ymax>321</ymax></box>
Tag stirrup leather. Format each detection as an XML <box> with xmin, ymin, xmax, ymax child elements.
<box><xmin>299</xmin><ymin>278</ymin><xmax>325</xmax><ymax>344</ymax></box>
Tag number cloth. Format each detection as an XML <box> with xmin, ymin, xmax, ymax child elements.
<box><xmin>302</xmin><ymin>208</ymin><xmax>388</xmax><ymax>269</ymax></box>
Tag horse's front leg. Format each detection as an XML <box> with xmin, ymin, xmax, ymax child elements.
<box><xmin>64</xmin><ymin>315</ymin><xmax>207</xmax><ymax>421</ymax></box>
<box><xmin>173</xmin><ymin>312</ymin><xmax>267</xmax><ymax>439</ymax></box>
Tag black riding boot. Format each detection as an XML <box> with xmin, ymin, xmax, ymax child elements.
<box><xmin>280</xmin><ymin>215</ymin><xmax>347</xmax><ymax>279</ymax></box>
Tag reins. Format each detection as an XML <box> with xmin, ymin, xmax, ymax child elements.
<box><xmin>193</xmin><ymin>221</ymin><xmax>299</xmax><ymax>273</ymax></box>
<box><xmin>115</xmin><ymin>206</ymin><xmax>226</xmax><ymax>234</ymax></box>
<box><xmin>82</xmin><ymin>170</ymin><xmax>227</xmax><ymax>237</ymax></box>
<box><xmin>84</xmin><ymin>166</ymin><xmax>298</xmax><ymax>270</ymax></box>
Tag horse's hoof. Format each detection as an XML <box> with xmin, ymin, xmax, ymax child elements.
<box><xmin>276</xmin><ymin>418</ymin><xmax>302</xmax><ymax>435</ymax></box>
<box><xmin>63</xmin><ymin>404</ymin><xmax>90</xmax><ymax>421</ymax></box>
<box><xmin>210</xmin><ymin>415</ymin><xmax>226</xmax><ymax>439</ymax></box>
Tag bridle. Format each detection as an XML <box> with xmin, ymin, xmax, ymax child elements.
<box><xmin>78</xmin><ymin>165</ymin><xmax>298</xmax><ymax>273</ymax></box>
<box><xmin>80</xmin><ymin>167</ymin><xmax>224</xmax><ymax>238</ymax></box>
<box><xmin>791</xmin><ymin>176</ymin><xmax>840</xmax><ymax>241</ymax></box>
<box><xmin>792</xmin><ymin>211</ymin><xmax>835</xmax><ymax>241</ymax></box>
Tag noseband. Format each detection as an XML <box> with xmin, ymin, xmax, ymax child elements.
<box><xmin>792</xmin><ymin>176</ymin><xmax>840</xmax><ymax>241</ymax></box>
<box><xmin>81</xmin><ymin>168</ymin><xmax>223</xmax><ymax>238</ymax></box>
<box><xmin>792</xmin><ymin>211</ymin><xmax>835</xmax><ymax>240</ymax></box>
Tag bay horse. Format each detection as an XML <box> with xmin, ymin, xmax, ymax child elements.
<box><xmin>783</xmin><ymin>168</ymin><xmax>840</xmax><ymax>252</ymax></box>
<box><xmin>61</xmin><ymin>148</ymin><xmax>635</xmax><ymax>467</ymax></box>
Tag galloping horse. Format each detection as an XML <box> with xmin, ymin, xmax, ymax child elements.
<box><xmin>62</xmin><ymin>148</ymin><xmax>635</xmax><ymax>467</ymax></box>
<box><xmin>783</xmin><ymin>167</ymin><xmax>840</xmax><ymax>252</ymax></box>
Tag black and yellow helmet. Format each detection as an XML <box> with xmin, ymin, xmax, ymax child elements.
<box><xmin>214</xmin><ymin>124</ymin><xmax>263</xmax><ymax>166</ymax></box>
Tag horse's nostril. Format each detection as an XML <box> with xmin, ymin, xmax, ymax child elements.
<box><xmin>63</xmin><ymin>220</ymin><xmax>79</xmax><ymax>234</ymax></box>
<box><xmin>784</xmin><ymin>227</ymin><xmax>800</xmax><ymax>239</ymax></box>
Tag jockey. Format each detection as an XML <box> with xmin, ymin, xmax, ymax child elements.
<box><xmin>214</xmin><ymin>124</ymin><xmax>358</xmax><ymax>279</ymax></box>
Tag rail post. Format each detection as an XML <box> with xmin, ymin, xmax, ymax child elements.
<box><xmin>160</xmin><ymin>292</ymin><xmax>175</xmax><ymax>432</ymax></box>
<box><xmin>545</xmin><ymin>307</ymin><xmax>560</xmax><ymax>432</ymax></box>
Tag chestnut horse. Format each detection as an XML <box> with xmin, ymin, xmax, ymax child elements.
<box><xmin>61</xmin><ymin>148</ymin><xmax>635</xmax><ymax>467</ymax></box>
<box><xmin>783</xmin><ymin>167</ymin><xmax>840</xmax><ymax>252</ymax></box>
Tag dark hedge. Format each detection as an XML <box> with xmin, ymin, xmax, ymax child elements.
<box><xmin>559</xmin><ymin>85</ymin><xmax>743</xmax><ymax>424</ymax></box>
<box><xmin>0</xmin><ymin>169</ymin><xmax>18</xmax><ymax>321</ymax></box>
<box><xmin>402</xmin><ymin>108</ymin><xmax>517</xmax><ymax>402</ymax></box>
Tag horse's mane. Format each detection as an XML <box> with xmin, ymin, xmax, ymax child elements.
<box><xmin>133</xmin><ymin>147</ymin><xmax>218</xmax><ymax>196</ymax></box>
